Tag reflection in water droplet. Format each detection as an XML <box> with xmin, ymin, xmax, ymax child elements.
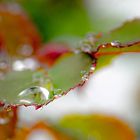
<box><xmin>17</xmin><ymin>86</ymin><xmax>49</xmax><ymax>105</ymax></box>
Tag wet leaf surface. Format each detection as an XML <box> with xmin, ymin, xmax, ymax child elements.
<box><xmin>94</xmin><ymin>41</ymin><xmax>140</xmax><ymax>70</ymax></box>
<box><xmin>97</xmin><ymin>19</ymin><xmax>140</xmax><ymax>46</ymax></box>
<box><xmin>0</xmin><ymin>52</ymin><xmax>94</xmax><ymax>107</ymax></box>
<box><xmin>0</xmin><ymin>5</ymin><xmax>140</xmax><ymax>108</ymax></box>
<box><xmin>48</xmin><ymin>52</ymin><xmax>93</xmax><ymax>91</ymax></box>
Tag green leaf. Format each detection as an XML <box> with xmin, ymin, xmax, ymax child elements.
<box><xmin>0</xmin><ymin>52</ymin><xmax>93</xmax><ymax>107</ymax></box>
<box><xmin>0</xmin><ymin>70</ymin><xmax>35</xmax><ymax>104</ymax></box>
<box><xmin>97</xmin><ymin>19</ymin><xmax>140</xmax><ymax>45</ymax></box>
<box><xmin>95</xmin><ymin>42</ymin><xmax>140</xmax><ymax>70</ymax></box>
<box><xmin>48</xmin><ymin>52</ymin><xmax>93</xmax><ymax>91</ymax></box>
<box><xmin>93</xmin><ymin>19</ymin><xmax>140</xmax><ymax>70</ymax></box>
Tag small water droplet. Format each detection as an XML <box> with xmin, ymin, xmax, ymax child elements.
<box><xmin>81</xmin><ymin>44</ymin><xmax>92</xmax><ymax>53</ymax></box>
<box><xmin>111</xmin><ymin>41</ymin><xmax>121</xmax><ymax>47</ymax></box>
<box><xmin>53</xmin><ymin>89</ymin><xmax>63</xmax><ymax>95</ymax></box>
<box><xmin>90</xmin><ymin>66</ymin><xmax>95</xmax><ymax>72</ymax></box>
<box><xmin>17</xmin><ymin>86</ymin><xmax>49</xmax><ymax>105</ymax></box>
<box><xmin>102</xmin><ymin>45</ymin><xmax>106</xmax><ymax>48</ymax></box>
<box><xmin>82</xmin><ymin>74</ymin><xmax>89</xmax><ymax>81</ymax></box>
<box><xmin>54</xmin><ymin>94</ymin><xmax>62</xmax><ymax>99</ymax></box>
<box><xmin>80</xmin><ymin>70</ymin><xmax>87</xmax><ymax>76</ymax></box>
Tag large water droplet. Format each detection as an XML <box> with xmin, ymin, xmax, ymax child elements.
<box><xmin>17</xmin><ymin>86</ymin><xmax>49</xmax><ymax>105</ymax></box>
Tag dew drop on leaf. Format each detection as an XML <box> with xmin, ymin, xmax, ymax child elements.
<box><xmin>110</xmin><ymin>41</ymin><xmax>121</xmax><ymax>47</ymax></box>
<box><xmin>17</xmin><ymin>86</ymin><xmax>50</xmax><ymax>105</ymax></box>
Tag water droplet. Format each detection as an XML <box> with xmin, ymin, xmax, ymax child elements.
<box><xmin>54</xmin><ymin>94</ymin><xmax>62</xmax><ymax>99</ymax></box>
<box><xmin>102</xmin><ymin>45</ymin><xmax>106</xmax><ymax>48</ymax></box>
<box><xmin>81</xmin><ymin>44</ymin><xmax>92</xmax><ymax>53</ymax></box>
<box><xmin>90</xmin><ymin>66</ymin><xmax>95</xmax><ymax>72</ymax></box>
<box><xmin>80</xmin><ymin>70</ymin><xmax>87</xmax><ymax>76</ymax></box>
<box><xmin>111</xmin><ymin>41</ymin><xmax>121</xmax><ymax>47</ymax></box>
<box><xmin>81</xmin><ymin>70</ymin><xmax>89</xmax><ymax>81</ymax></box>
<box><xmin>82</xmin><ymin>74</ymin><xmax>89</xmax><ymax>81</ymax></box>
<box><xmin>53</xmin><ymin>89</ymin><xmax>63</xmax><ymax>95</ymax></box>
<box><xmin>17</xmin><ymin>86</ymin><xmax>49</xmax><ymax>105</ymax></box>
